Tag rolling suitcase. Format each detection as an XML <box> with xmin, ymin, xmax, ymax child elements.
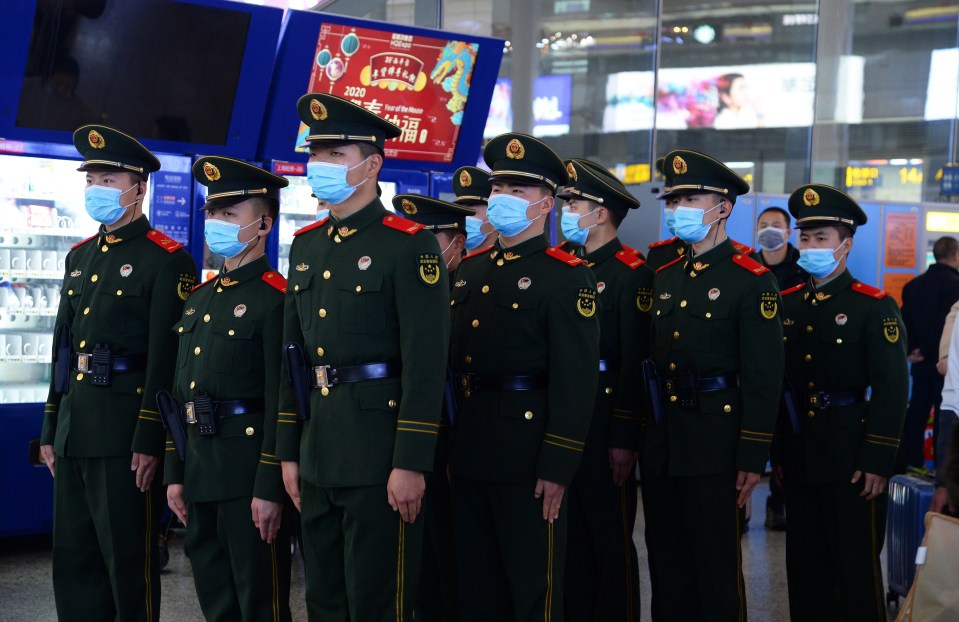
<box><xmin>886</xmin><ymin>473</ymin><xmax>935</xmax><ymax>605</ymax></box>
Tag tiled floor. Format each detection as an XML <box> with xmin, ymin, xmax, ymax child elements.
<box><xmin>0</xmin><ymin>480</ymin><xmax>897</xmax><ymax>621</ymax></box>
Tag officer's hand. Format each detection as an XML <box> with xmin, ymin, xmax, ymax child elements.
<box><xmin>387</xmin><ymin>468</ymin><xmax>426</xmax><ymax>524</ymax></box>
<box><xmin>937</xmin><ymin>357</ymin><xmax>949</xmax><ymax>376</ymax></box>
<box><xmin>167</xmin><ymin>484</ymin><xmax>188</xmax><ymax>526</ymax></box>
<box><xmin>39</xmin><ymin>444</ymin><xmax>56</xmax><ymax>477</ymax></box>
<box><xmin>251</xmin><ymin>497</ymin><xmax>284</xmax><ymax>543</ymax></box>
<box><xmin>851</xmin><ymin>471</ymin><xmax>887</xmax><ymax>500</ymax></box>
<box><xmin>131</xmin><ymin>452</ymin><xmax>159</xmax><ymax>492</ymax></box>
<box><xmin>735</xmin><ymin>471</ymin><xmax>761</xmax><ymax>507</ymax></box>
<box><xmin>907</xmin><ymin>348</ymin><xmax>925</xmax><ymax>364</ymax></box>
<box><xmin>534</xmin><ymin>479</ymin><xmax>566</xmax><ymax>523</ymax></box>
<box><xmin>281</xmin><ymin>461</ymin><xmax>301</xmax><ymax>511</ymax></box>
<box><xmin>930</xmin><ymin>486</ymin><xmax>951</xmax><ymax>513</ymax></box>
<box><xmin>609</xmin><ymin>448</ymin><xmax>638</xmax><ymax>486</ymax></box>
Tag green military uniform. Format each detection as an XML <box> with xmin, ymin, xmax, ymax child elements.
<box><xmin>41</xmin><ymin>125</ymin><xmax>197</xmax><ymax>621</ymax></box>
<box><xmin>394</xmin><ymin>194</ymin><xmax>474</xmax><ymax>622</ymax></box>
<box><xmin>779</xmin><ymin>184</ymin><xmax>908</xmax><ymax>622</ymax></box>
<box><xmin>276</xmin><ymin>94</ymin><xmax>450</xmax><ymax>621</ymax></box>
<box><xmin>558</xmin><ymin>159</ymin><xmax>651</xmax><ymax>621</ymax></box>
<box><xmin>642</xmin><ymin>150</ymin><xmax>783</xmax><ymax>621</ymax></box>
<box><xmin>453</xmin><ymin>166</ymin><xmax>495</xmax><ymax>252</ymax></box>
<box><xmin>448</xmin><ymin>133</ymin><xmax>600</xmax><ymax>621</ymax></box>
<box><xmin>162</xmin><ymin>157</ymin><xmax>291</xmax><ymax>621</ymax></box>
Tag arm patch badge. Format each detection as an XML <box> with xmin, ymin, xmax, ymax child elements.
<box><xmin>760</xmin><ymin>291</ymin><xmax>778</xmax><ymax>320</ymax></box>
<box><xmin>178</xmin><ymin>273</ymin><xmax>197</xmax><ymax>301</ymax></box>
<box><xmin>883</xmin><ymin>317</ymin><xmax>900</xmax><ymax>343</ymax></box>
<box><xmin>577</xmin><ymin>288</ymin><xmax>597</xmax><ymax>318</ymax></box>
<box><xmin>417</xmin><ymin>253</ymin><xmax>442</xmax><ymax>287</ymax></box>
<box><xmin>637</xmin><ymin>287</ymin><xmax>653</xmax><ymax>312</ymax></box>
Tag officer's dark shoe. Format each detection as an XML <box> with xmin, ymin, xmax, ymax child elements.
<box><xmin>764</xmin><ymin>497</ymin><xmax>786</xmax><ymax>531</ymax></box>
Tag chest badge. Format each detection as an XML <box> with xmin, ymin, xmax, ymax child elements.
<box><xmin>835</xmin><ymin>313</ymin><xmax>848</xmax><ymax>326</ymax></box>
<box><xmin>659</xmin><ymin>292</ymin><xmax>671</xmax><ymax>300</ymax></box>
<box><xmin>358</xmin><ymin>256</ymin><xmax>372</xmax><ymax>271</ymax></box>
<box><xmin>234</xmin><ymin>304</ymin><xmax>247</xmax><ymax>318</ymax></box>
<box><xmin>783</xmin><ymin>318</ymin><xmax>795</xmax><ymax>326</ymax></box>
<box><xmin>708</xmin><ymin>288</ymin><xmax>720</xmax><ymax>301</ymax></box>
<box><xmin>454</xmin><ymin>279</ymin><xmax>466</xmax><ymax>288</ymax></box>
<box><xmin>596</xmin><ymin>281</ymin><xmax>606</xmax><ymax>294</ymax></box>
<box><xmin>120</xmin><ymin>264</ymin><xmax>133</xmax><ymax>278</ymax></box>
<box><xmin>184</xmin><ymin>307</ymin><xmax>196</xmax><ymax>316</ymax></box>
<box><xmin>70</xmin><ymin>269</ymin><xmax>81</xmax><ymax>277</ymax></box>
<box><xmin>518</xmin><ymin>277</ymin><xmax>532</xmax><ymax>290</ymax></box>
<box><xmin>295</xmin><ymin>263</ymin><xmax>309</xmax><ymax>272</ymax></box>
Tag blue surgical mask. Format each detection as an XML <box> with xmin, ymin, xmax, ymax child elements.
<box><xmin>204</xmin><ymin>217</ymin><xmax>261</xmax><ymax>259</ymax></box>
<box><xmin>487</xmin><ymin>194</ymin><xmax>546</xmax><ymax>238</ymax></box>
<box><xmin>306</xmin><ymin>157</ymin><xmax>371</xmax><ymax>205</ymax></box>
<box><xmin>316</xmin><ymin>208</ymin><xmax>330</xmax><ymax>222</ymax></box>
<box><xmin>664</xmin><ymin>207</ymin><xmax>677</xmax><ymax>236</ymax></box>
<box><xmin>464</xmin><ymin>215</ymin><xmax>488</xmax><ymax>250</ymax></box>
<box><xmin>673</xmin><ymin>202</ymin><xmax>723</xmax><ymax>243</ymax></box>
<box><xmin>561</xmin><ymin>208</ymin><xmax>597</xmax><ymax>246</ymax></box>
<box><xmin>797</xmin><ymin>240</ymin><xmax>847</xmax><ymax>278</ymax></box>
<box><xmin>84</xmin><ymin>183</ymin><xmax>138</xmax><ymax>225</ymax></box>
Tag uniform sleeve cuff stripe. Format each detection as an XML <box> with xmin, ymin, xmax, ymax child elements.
<box><xmin>138</xmin><ymin>415</ymin><xmax>161</xmax><ymax>422</ymax></box>
<box><xmin>865</xmin><ymin>439</ymin><xmax>899</xmax><ymax>448</ymax></box>
<box><xmin>397</xmin><ymin>419</ymin><xmax>440</xmax><ymax>427</ymax></box>
<box><xmin>543</xmin><ymin>439</ymin><xmax>584</xmax><ymax>452</ymax></box>
<box><xmin>544</xmin><ymin>432</ymin><xmax>585</xmax><ymax>446</ymax></box>
<box><xmin>396</xmin><ymin>427</ymin><xmax>439</xmax><ymax>435</ymax></box>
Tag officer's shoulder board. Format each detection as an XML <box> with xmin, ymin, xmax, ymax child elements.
<box><xmin>71</xmin><ymin>234</ymin><xmax>97</xmax><ymax>250</ymax></box>
<box><xmin>146</xmin><ymin>229</ymin><xmax>184</xmax><ymax>253</ymax></box>
<box><xmin>731</xmin><ymin>253</ymin><xmax>770</xmax><ymax>276</ymax></box>
<box><xmin>462</xmin><ymin>245</ymin><xmax>494</xmax><ymax>261</ymax></box>
<box><xmin>731</xmin><ymin>240</ymin><xmax>755</xmax><ymax>255</ymax></box>
<box><xmin>546</xmin><ymin>246</ymin><xmax>587</xmax><ymax>266</ymax></box>
<box><xmin>655</xmin><ymin>255</ymin><xmax>684</xmax><ymax>273</ymax></box>
<box><xmin>615</xmin><ymin>249</ymin><xmax>645</xmax><ymax>270</ymax></box>
<box><xmin>555</xmin><ymin>240</ymin><xmax>570</xmax><ymax>251</ymax></box>
<box><xmin>851</xmin><ymin>281</ymin><xmax>888</xmax><ymax>299</ymax></box>
<box><xmin>293</xmin><ymin>218</ymin><xmax>328</xmax><ymax>237</ymax></box>
<box><xmin>781</xmin><ymin>282</ymin><xmax>806</xmax><ymax>297</ymax></box>
<box><xmin>621</xmin><ymin>244</ymin><xmax>640</xmax><ymax>255</ymax></box>
<box><xmin>381</xmin><ymin>214</ymin><xmax>424</xmax><ymax>234</ymax></box>
<box><xmin>262</xmin><ymin>270</ymin><xmax>287</xmax><ymax>293</ymax></box>
<box><xmin>648</xmin><ymin>236</ymin><xmax>679</xmax><ymax>249</ymax></box>
<box><xmin>191</xmin><ymin>275</ymin><xmax>216</xmax><ymax>292</ymax></box>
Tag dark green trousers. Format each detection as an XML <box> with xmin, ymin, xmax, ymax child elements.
<box><xmin>299</xmin><ymin>480</ymin><xmax>424</xmax><ymax>621</ymax></box>
<box><xmin>452</xmin><ymin>478</ymin><xmax>567</xmax><ymax>622</ymax></box>
<box><xmin>52</xmin><ymin>455</ymin><xmax>162</xmax><ymax>622</ymax></box>
<box><xmin>641</xmin><ymin>471</ymin><xmax>745</xmax><ymax>622</ymax></box>
<box><xmin>185</xmin><ymin>497</ymin><xmax>292</xmax><ymax>622</ymax></box>
<box><xmin>416</xmin><ymin>470</ymin><xmax>459</xmax><ymax>621</ymax></box>
<box><xmin>565</xmin><ymin>460</ymin><xmax>640</xmax><ymax>621</ymax></box>
<box><xmin>784</xmin><ymin>478</ymin><xmax>887</xmax><ymax>622</ymax></box>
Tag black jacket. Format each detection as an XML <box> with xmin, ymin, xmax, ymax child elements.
<box><xmin>759</xmin><ymin>243</ymin><xmax>808</xmax><ymax>291</ymax></box>
<box><xmin>901</xmin><ymin>262</ymin><xmax>959</xmax><ymax>376</ymax></box>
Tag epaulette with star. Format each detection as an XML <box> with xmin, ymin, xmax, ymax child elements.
<box><xmin>146</xmin><ymin>229</ymin><xmax>183</xmax><ymax>253</ymax></box>
<box><xmin>293</xmin><ymin>218</ymin><xmax>328</xmax><ymax>237</ymax></box>
<box><xmin>781</xmin><ymin>283</ymin><xmax>806</xmax><ymax>296</ymax></box>
<box><xmin>614</xmin><ymin>249</ymin><xmax>646</xmax><ymax>270</ymax></box>
<box><xmin>851</xmin><ymin>282</ymin><xmax>888</xmax><ymax>299</ymax></box>
<box><xmin>262</xmin><ymin>270</ymin><xmax>287</xmax><ymax>293</ymax></box>
<box><xmin>382</xmin><ymin>214</ymin><xmax>424</xmax><ymax>234</ymax></box>
<box><xmin>656</xmin><ymin>255</ymin><xmax>684</xmax><ymax>273</ymax></box>
<box><xmin>462</xmin><ymin>245</ymin><xmax>494</xmax><ymax>261</ymax></box>
<box><xmin>71</xmin><ymin>234</ymin><xmax>97</xmax><ymax>251</ymax></box>
<box><xmin>731</xmin><ymin>253</ymin><xmax>770</xmax><ymax>275</ymax></box>
<box><xmin>546</xmin><ymin>246</ymin><xmax>587</xmax><ymax>266</ymax></box>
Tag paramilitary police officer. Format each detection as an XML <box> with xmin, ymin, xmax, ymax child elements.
<box><xmin>453</xmin><ymin>166</ymin><xmax>496</xmax><ymax>252</ymax></box>
<box><xmin>163</xmin><ymin>157</ymin><xmax>291</xmax><ymax>621</ymax></box>
<box><xmin>277</xmin><ymin>94</ymin><xmax>450</xmax><ymax>621</ymax></box>
<box><xmin>39</xmin><ymin>125</ymin><xmax>197</xmax><ymax>621</ymax></box>
<box><xmin>778</xmin><ymin>184</ymin><xmax>908</xmax><ymax>622</ymax></box>
<box><xmin>557</xmin><ymin>158</ymin><xmax>651</xmax><ymax>621</ymax></box>
<box><xmin>643</xmin><ymin>150</ymin><xmax>783</xmax><ymax>621</ymax></box>
<box><xmin>393</xmin><ymin>194</ymin><xmax>475</xmax><ymax>622</ymax></box>
<box><xmin>448</xmin><ymin>133</ymin><xmax>600</xmax><ymax>621</ymax></box>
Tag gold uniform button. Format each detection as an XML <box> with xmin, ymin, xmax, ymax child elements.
<box><xmin>524</xmin><ymin>411</ymin><xmax>533</xmax><ymax>420</ymax></box>
<box><xmin>245</xmin><ymin>427</ymin><xmax>254</xmax><ymax>437</ymax></box>
<box><xmin>472</xmin><ymin>319</ymin><xmax>480</xmax><ymax>327</ymax></box>
<box><xmin>136</xmin><ymin>387</ymin><xmax>143</xmax><ymax>395</ymax></box>
<box><xmin>465</xmin><ymin>355</ymin><xmax>472</xmax><ymax>364</ymax></box>
<box><xmin>190</xmin><ymin>381</ymin><xmax>196</xmax><ymax>389</ymax></box>
<box><xmin>194</xmin><ymin>346</ymin><xmax>202</xmax><ymax>356</ymax></box>
<box><xmin>806</xmin><ymin>325</ymin><xmax>814</xmax><ymax>333</ymax></box>
<box><xmin>83</xmin><ymin>307</ymin><xmax>90</xmax><ymax>315</ymax></box>
<box><xmin>178</xmin><ymin>327</ymin><xmax>184</xmax><ymax>333</ymax></box>
<box><xmin>807</xmin><ymin>410</ymin><xmax>815</xmax><ymax>418</ymax></box>
<box><xmin>321</xmin><ymin>387</ymin><xmax>330</xmax><ymax>397</ymax></box>
<box><xmin>388</xmin><ymin>399</ymin><xmax>398</xmax><ymax>408</ymax></box>
<box><xmin>203</xmin><ymin>314</ymin><xmax>211</xmax><ymax>323</ymax></box>
<box><xmin>512</xmin><ymin>303</ymin><xmax>519</xmax><ymax>309</ymax></box>
<box><xmin>116</xmin><ymin>289</ymin><xmax>122</xmax><ymax>296</ymax></box>
<box><xmin>811</xmin><ymin>300</ymin><xmax>818</xmax><ymax>306</ymax></box>
<box><xmin>482</xmin><ymin>285</ymin><xmax>490</xmax><ymax>293</ymax></box>
<box><xmin>680</xmin><ymin>300</ymin><xmax>687</xmax><ymax>308</ymax></box>
<box><xmin>656</xmin><ymin>310</ymin><xmax>661</xmax><ymax>316</ymax></box>
<box><xmin>605</xmin><ymin>387</ymin><xmax>613</xmax><ymax>395</ymax></box>
<box><xmin>101</xmin><ymin>245</ymin><xmax>108</xmax><ymax>252</ymax></box>
<box><xmin>804</xmin><ymin>354</ymin><xmax>812</xmax><ymax>362</ymax></box>
<box><xmin>668</xmin><ymin>363</ymin><xmax>677</xmax><ymax>372</ymax></box>
<box><xmin>228</xmin><ymin>329</ymin><xmax>235</xmax><ymax>336</ymax></box>
<box><xmin>808</xmin><ymin>382</ymin><xmax>815</xmax><ymax>389</ymax></box>
<box><xmin>317</xmin><ymin>347</ymin><xmax>325</xmax><ymax>356</ymax></box>
<box><xmin>669</xmin><ymin>395</ymin><xmax>678</xmax><ymax>403</ymax></box>
<box><xmin>91</xmin><ymin>274</ymin><xmax>98</xmax><ymax>282</ymax></box>
<box><xmin>723</xmin><ymin>404</ymin><xmax>732</xmax><ymax>413</ymax></box>
<box><xmin>496</xmin><ymin>259</ymin><xmax>504</xmax><ymax>266</ymax></box>
<box><xmin>690</xmin><ymin>271</ymin><xmax>697</xmax><ymax>278</ymax></box>
<box><xmin>673</xmin><ymin>331</ymin><xmax>680</xmax><ymax>340</ymax></box>
<box><xmin>319</xmin><ymin>309</ymin><xmax>327</xmax><ymax>318</ymax></box>
<box><xmin>76</xmin><ymin>373</ymin><xmax>84</xmax><ymax>381</ymax></box>
<box><xmin>836</xmin><ymin>338</ymin><xmax>843</xmax><ymax>344</ymax></box>
<box><xmin>79</xmin><ymin>340</ymin><xmax>86</xmax><ymax>348</ymax></box>
<box><xmin>323</xmin><ymin>270</ymin><xmax>331</xmax><ymax>279</ymax></box>
<box><xmin>217</xmin><ymin>288</ymin><xmax>223</xmax><ymax>293</ymax></box>
<box><xmin>463</xmin><ymin>391</ymin><xmax>472</xmax><ymax>399</ymax></box>
<box><xmin>705</xmin><ymin>312</ymin><xmax>712</xmax><ymax>319</ymax></box>
<box><xmin>294</xmin><ymin>284</ymin><xmax>300</xmax><ymax>292</ymax></box>
<box><xmin>355</xmin><ymin>285</ymin><xmax>362</xmax><ymax>293</ymax></box>
<box><xmin>67</xmin><ymin>289</ymin><xmax>73</xmax><ymax>296</ymax></box>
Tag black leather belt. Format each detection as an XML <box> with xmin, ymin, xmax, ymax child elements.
<box><xmin>72</xmin><ymin>352</ymin><xmax>145</xmax><ymax>374</ymax></box>
<box><xmin>807</xmin><ymin>390</ymin><xmax>867</xmax><ymax>410</ymax></box>
<box><xmin>184</xmin><ymin>398</ymin><xmax>265</xmax><ymax>423</ymax></box>
<box><xmin>310</xmin><ymin>361</ymin><xmax>400</xmax><ymax>389</ymax></box>
<box><xmin>663</xmin><ymin>373</ymin><xmax>739</xmax><ymax>395</ymax></box>
<box><xmin>598</xmin><ymin>359</ymin><xmax>618</xmax><ymax>373</ymax></box>
<box><xmin>455</xmin><ymin>373</ymin><xmax>547</xmax><ymax>393</ymax></box>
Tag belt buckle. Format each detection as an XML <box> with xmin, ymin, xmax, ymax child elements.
<box><xmin>184</xmin><ymin>401</ymin><xmax>197</xmax><ymax>424</ymax></box>
<box><xmin>76</xmin><ymin>353</ymin><xmax>92</xmax><ymax>373</ymax></box>
<box><xmin>313</xmin><ymin>365</ymin><xmax>331</xmax><ymax>389</ymax></box>
<box><xmin>808</xmin><ymin>392</ymin><xmax>830</xmax><ymax>410</ymax></box>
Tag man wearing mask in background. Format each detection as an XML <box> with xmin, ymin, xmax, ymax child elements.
<box><xmin>40</xmin><ymin>125</ymin><xmax>197</xmax><ymax>621</ymax></box>
<box><xmin>454</xmin><ymin>166</ymin><xmax>496</xmax><ymax>253</ymax></box>
<box><xmin>277</xmin><ymin>94</ymin><xmax>450</xmax><ymax>620</ymax></box>
<box><xmin>164</xmin><ymin>157</ymin><xmax>291</xmax><ymax>621</ymax></box>
<box><xmin>756</xmin><ymin>205</ymin><xmax>807</xmax><ymax>531</ymax></box>
<box><xmin>392</xmin><ymin>193</ymin><xmax>475</xmax><ymax>621</ymax></box>
<box><xmin>559</xmin><ymin>158</ymin><xmax>650</xmax><ymax>621</ymax></box>
<box><xmin>448</xmin><ymin>133</ymin><xmax>599</xmax><ymax>621</ymax></box>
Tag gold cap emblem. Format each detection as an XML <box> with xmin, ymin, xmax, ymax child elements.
<box><xmin>88</xmin><ymin>129</ymin><xmax>105</xmax><ymax>149</ymax></box>
<box><xmin>202</xmin><ymin>161</ymin><xmax>220</xmax><ymax>182</ymax></box>
<box><xmin>803</xmin><ymin>188</ymin><xmax>820</xmax><ymax>206</ymax></box>
<box><xmin>459</xmin><ymin>169</ymin><xmax>472</xmax><ymax>187</ymax></box>
<box><xmin>310</xmin><ymin>98</ymin><xmax>327</xmax><ymax>121</ymax></box>
<box><xmin>506</xmin><ymin>138</ymin><xmax>525</xmax><ymax>160</ymax></box>
<box><xmin>566</xmin><ymin>162</ymin><xmax>577</xmax><ymax>181</ymax></box>
<box><xmin>401</xmin><ymin>199</ymin><xmax>417</xmax><ymax>215</ymax></box>
<box><xmin>672</xmin><ymin>155</ymin><xmax>687</xmax><ymax>175</ymax></box>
